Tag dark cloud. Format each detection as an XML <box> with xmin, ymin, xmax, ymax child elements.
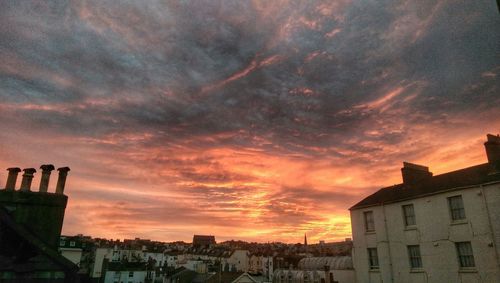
<box><xmin>0</xmin><ymin>0</ymin><xmax>499</xmax><ymax>242</ymax></box>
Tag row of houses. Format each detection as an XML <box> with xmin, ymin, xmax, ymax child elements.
<box><xmin>59</xmin><ymin>236</ymin><xmax>354</xmax><ymax>283</ymax></box>
<box><xmin>59</xmin><ymin>240</ymin><xmax>274</xmax><ymax>283</ymax></box>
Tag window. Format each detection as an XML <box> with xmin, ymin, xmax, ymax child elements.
<box><xmin>113</xmin><ymin>271</ymin><xmax>120</xmax><ymax>282</ymax></box>
<box><xmin>70</xmin><ymin>241</ymin><xmax>76</xmax><ymax>247</ymax></box>
<box><xmin>448</xmin><ymin>195</ymin><xmax>466</xmax><ymax>220</ymax></box>
<box><xmin>456</xmin><ymin>242</ymin><xmax>475</xmax><ymax>268</ymax></box>
<box><xmin>128</xmin><ymin>271</ymin><xmax>134</xmax><ymax>277</ymax></box>
<box><xmin>364</xmin><ymin>211</ymin><xmax>375</xmax><ymax>232</ymax></box>
<box><xmin>367</xmin><ymin>248</ymin><xmax>379</xmax><ymax>270</ymax></box>
<box><xmin>407</xmin><ymin>245</ymin><xmax>422</xmax><ymax>269</ymax></box>
<box><xmin>60</xmin><ymin>240</ymin><xmax>66</xmax><ymax>246</ymax></box>
<box><xmin>402</xmin><ymin>204</ymin><xmax>416</xmax><ymax>226</ymax></box>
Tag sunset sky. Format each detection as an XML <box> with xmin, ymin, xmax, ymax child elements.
<box><xmin>0</xmin><ymin>0</ymin><xmax>499</xmax><ymax>243</ymax></box>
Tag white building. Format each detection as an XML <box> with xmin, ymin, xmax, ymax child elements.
<box><xmin>224</xmin><ymin>250</ymin><xmax>250</xmax><ymax>272</ymax></box>
<box><xmin>181</xmin><ymin>249</ymin><xmax>251</xmax><ymax>272</ymax></box>
<box><xmin>58</xmin><ymin>236</ymin><xmax>84</xmax><ymax>267</ymax></box>
<box><xmin>164</xmin><ymin>253</ymin><xmax>179</xmax><ymax>267</ymax></box>
<box><xmin>249</xmin><ymin>254</ymin><xmax>274</xmax><ymax>280</ymax></box>
<box><xmin>103</xmin><ymin>269</ymin><xmax>153</xmax><ymax>283</ymax></box>
<box><xmin>60</xmin><ymin>247</ymin><xmax>83</xmax><ymax>267</ymax></box>
<box><xmin>273</xmin><ymin>256</ymin><xmax>354</xmax><ymax>283</ymax></box>
<box><xmin>298</xmin><ymin>257</ymin><xmax>355</xmax><ymax>283</ymax></box>
<box><xmin>91</xmin><ymin>246</ymin><xmax>165</xmax><ymax>279</ymax></box>
<box><xmin>350</xmin><ymin>134</ymin><xmax>500</xmax><ymax>283</ymax></box>
<box><xmin>180</xmin><ymin>259</ymin><xmax>208</xmax><ymax>273</ymax></box>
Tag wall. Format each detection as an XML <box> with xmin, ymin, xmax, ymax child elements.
<box><xmin>181</xmin><ymin>260</ymin><xmax>207</xmax><ymax>273</ymax></box>
<box><xmin>165</xmin><ymin>255</ymin><xmax>178</xmax><ymax>267</ymax></box>
<box><xmin>0</xmin><ymin>190</ymin><xmax>67</xmax><ymax>248</ymax></box>
<box><xmin>60</xmin><ymin>247</ymin><xmax>83</xmax><ymax>266</ymax></box>
<box><xmin>228</xmin><ymin>250</ymin><xmax>250</xmax><ymax>272</ymax></box>
<box><xmin>92</xmin><ymin>248</ymin><xmax>112</xmax><ymax>278</ymax></box>
<box><xmin>351</xmin><ymin>182</ymin><xmax>500</xmax><ymax>283</ymax></box>
<box><xmin>104</xmin><ymin>270</ymin><xmax>148</xmax><ymax>283</ymax></box>
<box><xmin>143</xmin><ymin>251</ymin><xmax>166</xmax><ymax>267</ymax></box>
<box><xmin>331</xmin><ymin>270</ymin><xmax>355</xmax><ymax>283</ymax></box>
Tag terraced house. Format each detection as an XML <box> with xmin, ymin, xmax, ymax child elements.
<box><xmin>350</xmin><ymin>134</ymin><xmax>500</xmax><ymax>283</ymax></box>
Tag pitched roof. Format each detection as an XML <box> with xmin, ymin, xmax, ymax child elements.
<box><xmin>231</xmin><ymin>272</ymin><xmax>258</xmax><ymax>283</ymax></box>
<box><xmin>350</xmin><ymin>163</ymin><xmax>500</xmax><ymax>210</ymax></box>
<box><xmin>205</xmin><ymin>272</ymin><xmax>244</xmax><ymax>283</ymax></box>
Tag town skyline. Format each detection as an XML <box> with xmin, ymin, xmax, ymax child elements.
<box><xmin>1</xmin><ymin>0</ymin><xmax>499</xmax><ymax>244</ymax></box>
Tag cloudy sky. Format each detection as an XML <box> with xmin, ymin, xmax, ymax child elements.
<box><xmin>0</xmin><ymin>0</ymin><xmax>499</xmax><ymax>243</ymax></box>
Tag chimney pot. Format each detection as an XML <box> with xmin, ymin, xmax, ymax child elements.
<box><xmin>5</xmin><ymin>167</ymin><xmax>21</xmax><ymax>190</ymax></box>
<box><xmin>401</xmin><ymin>162</ymin><xmax>432</xmax><ymax>186</ymax></box>
<box><xmin>39</xmin><ymin>164</ymin><xmax>55</xmax><ymax>192</ymax></box>
<box><xmin>55</xmin><ymin>167</ymin><xmax>70</xmax><ymax>194</ymax></box>
<box><xmin>20</xmin><ymin>168</ymin><xmax>37</xmax><ymax>191</ymax></box>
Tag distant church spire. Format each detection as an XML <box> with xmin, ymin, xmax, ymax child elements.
<box><xmin>304</xmin><ymin>233</ymin><xmax>307</xmax><ymax>246</ymax></box>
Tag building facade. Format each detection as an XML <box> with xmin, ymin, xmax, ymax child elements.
<box><xmin>103</xmin><ymin>262</ymin><xmax>154</xmax><ymax>283</ymax></box>
<box><xmin>350</xmin><ymin>134</ymin><xmax>500</xmax><ymax>283</ymax></box>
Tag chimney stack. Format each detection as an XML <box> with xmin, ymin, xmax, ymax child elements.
<box><xmin>39</xmin><ymin>164</ymin><xmax>55</xmax><ymax>192</ymax></box>
<box><xmin>19</xmin><ymin>168</ymin><xmax>37</xmax><ymax>191</ymax></box>
<box><xmin>484</xmin><ymin>134</ymin><xmax>500</xmax><ymax>173</ymax></box>
<box><xmin>55</xmin><ymin>167</ymin><xmax>70</xmax><ymax>194</ymax></box>
<box><xmin>401</xmin><ymin>162</ymin><xmax>432</xmax><ymax>186</ymax></box>
<box><xmin>5</xmin><ymin>167</ymin><xmax>21</xmax><ymax>190</ymax></box>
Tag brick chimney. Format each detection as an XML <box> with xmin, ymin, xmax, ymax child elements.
<box><xmin>401</xmin><ymin>162</ymin><xmax>432</xmax><ymax>186</ymax></box>
<box><xmin>19</xmin><ymin>168</ymin><xmax>37</xmax><ymax>191</ymax></box>
<box><xmin>485</xmin><ymin>134</ymin><xmax>500</xmax><ymax>173</ymax></box>
<box><xmin>39</xmin><ymin>164</ymin><xmax>55</xmax><ymax>192</ymax></box>
<box><xmin>0</xmin><ymin>164</ymin><xmax>70</xmax><ymax>249</ymax></box>
<box><xmin>55</xmin><ymin>167</ymin><xmax>71</xmax><ymax>194</ymax></box>
<box><xmin>5</xmin><ymin>167</ymin><xmax>21</xmax><ymax>190</ymax></box>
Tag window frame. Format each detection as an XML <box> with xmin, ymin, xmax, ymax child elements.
<box><xmin>402</xmin><ymin>204</ymin><xmax>416</xmax><ymax>227</ymax></box>
<box><xmin>407</xmin><ymin>245</ymin><xmax>422</xmax><ymax>269</ymax></box>
<box><xmin>455</xmin><ymin>242</ymin><xmax>475</xmax><ymax>268</ymax></box>
<box><xmin>364</xmin><ymin>211</ymin><xmax>375</xmax><ymax>232</ymax></box>
<box><xmin>367</xmin><ymin>248</ymin><xmax>379</xmax><ymax>270</ymax></box>
<box><xmin>448</xmin><ymin>195</ymin><xmax>466</xmax><ymax>221</ymax></box>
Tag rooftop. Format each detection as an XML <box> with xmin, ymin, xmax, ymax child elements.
<box><xmin>350</xmin><ymin>162</ymin><xmax>500</xmax><ymax>210</ymax></box>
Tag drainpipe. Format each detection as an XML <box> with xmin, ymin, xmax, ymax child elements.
<box><xmin>480</xmin><ymin>185</ymin><xmax>500</xmax><ymax>269</ymax></box>
<box><xmin>382</xmin><ymin>203</ymin><xmax>395</xmax><ymax>283</ymax></box>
